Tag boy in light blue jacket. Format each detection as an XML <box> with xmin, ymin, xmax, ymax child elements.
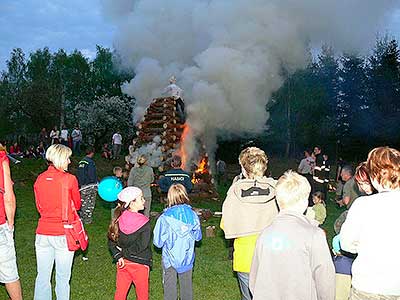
<box><xmin>153</xmin><ymin>184</ymin><xmax>202</xmax><ymax>300</ymax></box>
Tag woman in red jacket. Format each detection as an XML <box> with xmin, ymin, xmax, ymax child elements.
<box><xmin>33</xmin><ymin>144</ymin><xmax>81</xmax><ymax>300</ymax></box>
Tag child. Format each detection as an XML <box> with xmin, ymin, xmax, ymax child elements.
<box><xmin>102</xmin><ymin>143</ymin><xmax>112</xmax><ymax>160</ymax></box>
<box><xmin>311</xmin><ymin>191</ymin><xmax>327</xmax><ymax>225</ymax></box>
<box><xmin>113</xmin><ymin>166</ymin><xmax>127</xmax><ymax>187</ymax></box>
<box><xmin>108</xmin><ymin>187</ymin><xmax>152</xmax><ymax>300</ymax></box>
<box><xmin>153</xmin><ymin>184</ymin><xmax>202</xmax><ymax>300</ymax></box>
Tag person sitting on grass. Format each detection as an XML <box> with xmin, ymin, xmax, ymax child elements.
<box><xmin>108</xmin><ymin>187</ymin><xmax>152</xmax><ymax>300</ymax></box>
<box><xmin>249</xmin><ymin>170</ymin><xmax>335</xmax><ymax>300</ymax></box>
<box><xmin>221</xmin><ymin>147</ymin><xmax>278</xmax><ymax>300</ymax></box>
<box><xmin>153</xmin><ymin>184</ymin><xmax>202</xmax><ymax>300</ymax></box>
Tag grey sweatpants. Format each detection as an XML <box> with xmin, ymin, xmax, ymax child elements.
<box><xmin>162</xmin><ymin>265</ymin><xmax>193</xmax><ymax>300</ymax></box>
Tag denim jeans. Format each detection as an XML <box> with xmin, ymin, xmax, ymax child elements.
<box><xmin>237</xmin><ymin>272</ymin><xmax>252</xmax><ymax>300</ymax></box>
<box><xmin>73</xmin><ymin>140</ymin><xmax>81</xmax><ymax>155</ymax></box>
<box><xmin>34</xmin><ymin>234</ymin><xmax>75</xmax><ymax>300</ymax></box>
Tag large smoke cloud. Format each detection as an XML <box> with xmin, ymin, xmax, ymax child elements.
<box><xmin>102</xmin><ymin>0</ymin><xmax>399</xmax><ymax>165</ymax></box>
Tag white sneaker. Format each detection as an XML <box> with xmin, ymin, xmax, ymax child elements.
<box><xmin>82</xmin><ymin>256</ymin><xmax>89</xmax><ymax>261</ymax></box>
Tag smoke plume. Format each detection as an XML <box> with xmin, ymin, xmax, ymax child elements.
<box><xmin>102</xmin><ymin>0</ymin><xmax>399</xmax><ymax>165</ymax></box>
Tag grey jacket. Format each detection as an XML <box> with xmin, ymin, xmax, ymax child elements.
<box><xmin>127</xmin><ymin>165</ymin><xmax>154</xmax><ymax>199</ymax></box>
<box><xmin>249</xmin><ymin>211</ymin><xmax>335</xmax><ymax>300</ymax></box>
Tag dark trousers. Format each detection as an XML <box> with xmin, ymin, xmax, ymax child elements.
<box><xmin>162</xmin><ymin>265</ymin><xmax>193</xmax><ymax>300</ymax></box>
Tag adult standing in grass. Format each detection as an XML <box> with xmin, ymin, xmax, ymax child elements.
<box><xmin>71</xmin><ymin>125</ymin><xmax>82</xmax><ymax>156</ymax></box>
<box><xmin>0</xmin><ymin>143</ymin><xmax>23</xmax><ymax>300</ymax></box>
<box><xmin>221</xmin><ymin>147</ymin><xmax>278</xmax><ymax>300</ymax></box>
<box><xmin>108</xmin><ymin>187</ymin><xmax>152</xmax><ymax>300</ymax></box>
<box><xmin>153</xmin><ymin>184</ymin><xmax>202</xmax><ymax>300</ymax></box>
<box><xmin>128</xmin><ymin>155</ymin><xmax>154</xmax><ymax>217</ymax></box>
<box><xmin>112</xmin><ymin>131</ymin><xmax>123</xmax><ymax>160</ymax></box>
<box><xmin>33</xmin><ymin>144</ymin><xmax>81</xmax><ymax>300</ymax></box>
<box><xmin>341</xmin><ymin>146</ymin><xmax>400</xmax><ymax>299</ymax></box>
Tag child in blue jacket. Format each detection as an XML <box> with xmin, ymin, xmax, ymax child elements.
<box><xmin>153</xmin><ymin>184</ymin><xmax>202</xmax><ymax>300</ymax></box>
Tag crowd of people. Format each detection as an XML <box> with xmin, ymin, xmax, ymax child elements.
<box><xmin>0</xmin><ymin>139</ymin><xmax>399</xmax><ymax>300</ymax></box>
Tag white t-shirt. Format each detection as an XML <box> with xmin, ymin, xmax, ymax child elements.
<box><xmin>164</xmin><ymin>83</ymin><xmax>183</xmax><ymax>100</ymax></box>
<box><xmin>340</xmin><ymin>190</ymin><xmax>400</xmax><ymax>295</ymax></box>
<box><xmin>60</xmin><ymin>129</ymin><xmax>68</xmax><ymax>141</ymax></box>
<box><xmin>112</xmin><ymin>133</ymin><xmax>122</xmax><ymax>145</ymax></box>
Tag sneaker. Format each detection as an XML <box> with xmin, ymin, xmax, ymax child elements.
<box><xmin>14</xmin><ymin>160</ymin><xmax>21</xmax><ymax>164</ymax></box>
<box><xmin>82</xmin><ymin>256</ymin><xmax>89</xmax><ymax>261</ymax></box>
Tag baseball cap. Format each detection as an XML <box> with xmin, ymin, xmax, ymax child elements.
<box><xmin>117</xmin><ymin>187</ymin><xmax>142</xmax><ymax>208</ymax></box>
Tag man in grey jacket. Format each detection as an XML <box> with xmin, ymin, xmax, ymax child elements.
<box><xmin>250</xmin><ymin>170</ymin><xmax>335</xmax><ymax>300</ymax></box>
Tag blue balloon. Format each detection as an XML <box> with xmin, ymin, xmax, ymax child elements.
<box><xmin>98</xmin><ymin>176</ymin><xmax>123</xmax><ymax>202</ymax></box>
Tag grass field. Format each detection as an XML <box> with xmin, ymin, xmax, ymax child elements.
<box><xmin>0</xmin><ymin>156</ymin><xmax>345</xmax><ymax>299</ymax></box>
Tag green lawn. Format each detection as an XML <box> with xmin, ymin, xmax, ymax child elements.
<box><xmin>1</xmin><ymin>156</ymin><xmax>344</xmax><ymax>299</ymax></box>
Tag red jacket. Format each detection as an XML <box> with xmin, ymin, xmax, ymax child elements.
<box><xmin>34</xmin><ymin>165</ymin><xmax>81</xmax><ymax>235</ymax></box>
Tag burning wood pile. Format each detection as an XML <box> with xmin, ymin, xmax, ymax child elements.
<box><xmin>127</xmin><ymin>96</ymin><xmax>218</xmax><ymax>199</ymax></box>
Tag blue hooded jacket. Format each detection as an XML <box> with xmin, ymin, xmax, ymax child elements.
<box><xmin>153</xmin><ymin>204</ymin><xmax>202</xmax><ymax>273</ymax></box>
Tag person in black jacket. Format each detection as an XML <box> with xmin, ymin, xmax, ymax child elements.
<box><xmin>108</xmin><ymin>187</ymin><xmax>152</xmax><ymax>300</ymax></box>
<box><xmin>76</xmin><ymin>147</ymin><xmax>97</xmax><ymax>225</ymax></box>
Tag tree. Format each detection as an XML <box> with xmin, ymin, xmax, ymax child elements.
<box><xmin>74</xmin><ymin>95</ymin><xmax>134</xmax><ymax>147</ymax></box>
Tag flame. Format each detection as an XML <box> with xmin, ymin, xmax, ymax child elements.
<box><xmin>191</xmin><ymin>157</ymin><xmax>208</xmax><ymax>184</ymax></box>
<box><xmin>180</xmin><ymin>124</ymin><xmax>190</xmax><ymax>169</ymax></box>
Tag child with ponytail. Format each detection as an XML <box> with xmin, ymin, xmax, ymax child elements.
<box><xmin>153</xmin><ymin>184</ymin><xmax>202</xmax><ymax>300</ymax></box>
<box><xmin>108</xmin><ymin>187</ymin><xmax>152</xmax><ymax>300</ymax></box>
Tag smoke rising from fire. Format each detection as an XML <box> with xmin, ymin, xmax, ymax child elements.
<box><xmin>102</xmin><ymin>0</ymin><xmax>399</xmax><ymax>165</ymax></box>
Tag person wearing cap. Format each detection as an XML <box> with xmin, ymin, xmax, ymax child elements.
<box><xmin>108</xmin><ymin>186</ymin><xmax>152</xmax><ymax>300</ymax></box>
<box><xmin>128</xmin><ymin>155</ymin><xmax>154</xmax><ymax>217</ymax></box>
<box><xmin>163</xmin><ymin>76</ymin><xmax>185</xmax><ymax>123</ymax></box>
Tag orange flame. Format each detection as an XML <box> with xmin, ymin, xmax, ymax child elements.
<box><xmin>191</xmin><ymin>157</ymin><xmax>208</xmax><ymax>184</ymax></box>
<box><xmin>179</xmin><ymin>124</ymin><xmax>190</xmax><ymax>170</ymax></box>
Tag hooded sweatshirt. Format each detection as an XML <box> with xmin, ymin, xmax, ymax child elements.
<box><xmin>153</xmin><ymin>204</ymin><xmax>202</xmax><ymax>273</ymax></box>
<box><xmin>108</xmin><ymin>210</ymin><xmax>152</xmax><ymax>267</ymax></box>
<box><xmin>221</xmin><ymin>177</ymin><xmax>278</xmax><ymax>239</ymax></box>
<box><xmin>127</xmin><ymin>165</ymin><xmax>154</xmax><ymax>199</ymax></box>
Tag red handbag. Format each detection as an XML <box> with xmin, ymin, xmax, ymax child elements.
<box><xmin>62</xmin><ymin>177</ymin><xmax>88</xmax><ymax>251</ymax></box>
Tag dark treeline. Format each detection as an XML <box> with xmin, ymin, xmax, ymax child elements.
<box><xmin>1</xmin><ymin>36</ymin><xmax>400</xmax><ymax>160</ymax></box>
<box><xmin>267</xmin><ymin>36</ymin><xmax>400</xmax><ymax>161</ymax></box>
<box><xmin>0</xmin><ymin>45</ymin><xmax>134</xmax><ymax>148</ymax></box>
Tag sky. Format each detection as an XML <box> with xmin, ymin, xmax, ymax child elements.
<box><xmin>0</xmin><ymin>0</ymin><xmax>399</xmax><ymax>72</ymax></box>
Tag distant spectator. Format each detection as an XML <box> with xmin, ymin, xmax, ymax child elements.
<box><xmin>36</xmin><ymin>142</ymin><xmax>46</xmax><ymax>159</ymax></box>
<box><xmin>216</xmin><ymin>158</ymin><xmax>227</xmax><ymax>185</ymax></box>
<box><xmin>112</xmin><ymin>131</ymin><xmax>123</xmax><ymax>160</ymax></box>
<box><xmin>158</xmin><ymin>155</ymin><xmax>192</xmax><ymax>193</ymax></box>
<box><xmin>341</xmin><ymin>147</ymin><xmax>400</xmax><ymax>299</ymax></box>
<box><xmin>24</xmin><ymin>145</ymin><xmax>37</xmax><ymax>159</ymax></box>
<box><xmin>71</xmin><ymin>125</ymin><xmax>82</xmax><ymax>155</ymax></box>
<box><xmin>38</xmin><ymin>128</ymin><xmax>49</xmax><ymax>148</ymax></box>
<box><xmin>306</xmin><ymin>191</ymin><xmax>326</xmax><ymax>225</ymax></box>
<box><xmin>337</xmin><ymin>165</ymin><xmax>361</xmax><ymax>209</ymax></box>
<box><xmin>249</xmin><ymin>170</ymin><xmax>335</xmax><ymax>300</ymax></box>
<box><xmin>298</xmin><ymin>149</ymin><xmax>315</xmax><ymax>206</ymax></box>
<box><xmin>49</xmin><ymin>126</ymin><xmax>60</xmax><ymax>145</ymax></box>
<box><xmin>60</xmin><ymin>125</ymin><xmax>69</xmax><ymax>146</ymax></box>
<box><xmin>128</xmin><ymin>155</ymin><xmax>154</xmax><ymax>217</ymax></box>
<box><xmin>101</xmin><ymin>143</ymin><xmax>112</xmax><ymax>160</ymax></box>
<box><xmin>9</xmin><ymin>143</ymin><xmax>23</xmax><ymax>159</ymax></box>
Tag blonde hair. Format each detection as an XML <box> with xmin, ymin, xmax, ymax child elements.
<box><xmin>276</xmin><ymin>170</ymin><xmax>311</xmax><ymax>209</ymax></box>
<box><xmin>45</xmin><ymin>144</ymin><xmax>72</xmax><ymax>170</ymax></box>
<box><xmin>367</xmin><ymin>147</ymin><xmax>400</xmax><ymax>190</ymax></box>
<box><xmin>239</xmin><ymin>147</ymin><xmax>268</xmax><ymax>179</ymax></box>
<box><xmin>167</xmin><ymin>184</ymin><xmax>190</xmax><ymax>207</ymax></box>
<box><xmin>113</xmin><ymin>166</ymin><xmax>123</xmax><ymax>175</ymax></box>
<box><xmin>137</xmin><ymin>154</ymin><xmax>148</xmax><ymax>166</ymax></box>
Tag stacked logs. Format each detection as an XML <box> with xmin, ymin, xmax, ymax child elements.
<box><xmin>133</xmin><ymin>97</ymin><xmax>184</xmax><ymax>171</ymax></box>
